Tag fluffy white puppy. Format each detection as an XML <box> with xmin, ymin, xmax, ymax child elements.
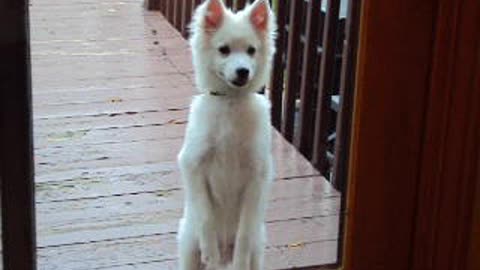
<box><xmin>177</xmin><ymin>0</ymin><xmax>277</xmax><ymax>269</ymax></box>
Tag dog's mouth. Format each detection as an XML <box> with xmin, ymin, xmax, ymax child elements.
<box><xmin>231</xmin><ymin>77</ymin><xmax>249</xmax><ymax>88</ymax></box>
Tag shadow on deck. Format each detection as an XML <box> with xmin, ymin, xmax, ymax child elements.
<box><xmin>31</xmin><ymin>0</ymin><xmax>340</xmax><ymax>269</ymax></box>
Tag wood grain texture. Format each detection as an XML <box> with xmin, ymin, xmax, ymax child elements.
<box><xmin>344</xmin><ymin>0</ymin><xmax>439</xmax><ymax>269</ymax></box>
<box><xmin>30</xmin><ymin>0</ymin><xmax>341</xmax><ymax>269</ymax></box>
<box><xmin>411</xmin><ymin>0</ymin><xmax>480</xmax><ymax>269</ymax></box>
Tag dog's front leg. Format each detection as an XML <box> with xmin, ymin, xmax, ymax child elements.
<box><xmin>230</xmin><ymin>176</ymin><xmax>268</xmax><ymax>270</ymax></box>
<box><xmin>179</xmin><ymin>153</ymin><xmax>221</xmax><ymax>269</ymax></box>
<box><xmin>195</xmin><ymin>178</ymin><xmax>221</xmax><ymax>269</ymax></box>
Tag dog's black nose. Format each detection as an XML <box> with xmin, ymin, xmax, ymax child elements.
<box><xmin>236</xmin><ymin>68</ymin><xmax>249</xmax><ymax>80</ymax></box>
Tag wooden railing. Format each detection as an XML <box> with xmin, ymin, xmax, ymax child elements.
<box><xmin>146</xmin><ymin>0</ymin><xmax>250</xmax><ymax>37</ymax></box>
<box><xmin>147</xmin><ymin>0</ymin><xmax>361</xmax><ymax>192</ymax></box>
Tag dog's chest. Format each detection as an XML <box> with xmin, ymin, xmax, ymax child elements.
<box><xmin>186</xmin><ymin>94</ymin><xmax>270</xmax><ymax>211</ymax></box>
<box><xmin>206</xmin><ymin>122</ymin><xmax>257</xmax><ymax>206</ymax></box>
<box><xmin>205</xmin><ymin>140</ymin><xmax>255</xmax><ymax>240</ymax></box>
<box><xmin>203</xmin><ymin>100</ymin><xmax>262</xmax><ymax>207</ymax></box>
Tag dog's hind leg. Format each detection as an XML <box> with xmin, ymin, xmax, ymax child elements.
<box><xmin>178</xmin><ymin>218</ymin><xmax>202</xmax><ymax>270</ymax></box>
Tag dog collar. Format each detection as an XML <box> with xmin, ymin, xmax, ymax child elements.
<box><xmin>207</xmin><ymin>86</ymin><xmax>265</xmax><ymax>97</ymax></box>
<box><xmin>209</xmin><ymin>91</ymin><xmax>227</xmax><ymax>96</ymax></box>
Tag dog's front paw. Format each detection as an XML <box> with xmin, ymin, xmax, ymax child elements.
<box><xmin>200</xmin><ymin>242</ymin><xmax>221</xmax><ymax>269</ymax></box>
<box><xmin>223</xmin><ymin>264</ymin><xmax>234</xmax><ymax>270</ymax></box>
<box><xmin>223</xmin><ymin>263</ymin><xmax>247</xmax><ymax>270</ymax></box>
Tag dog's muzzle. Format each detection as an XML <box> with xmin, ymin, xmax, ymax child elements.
<box><xmin>232</xmin><ymin>68</ymin><xmax>250</xmax><ymax>87</ymax></box>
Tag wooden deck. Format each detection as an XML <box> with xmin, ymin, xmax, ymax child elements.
<box><xmin>30</xmin><ymin>0</ymin><xmax>340</xmax><ymax>269</ymax></box>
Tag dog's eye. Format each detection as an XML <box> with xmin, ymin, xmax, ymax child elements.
<box><xmin>247</xmin><ymin>46</ymin><xmax>256</xmax><ymax>56</ymax></box>
<box><xmin>218</xmin><ymin>45</ymin><xmax>230</xmax><ymax>56</ymax></box>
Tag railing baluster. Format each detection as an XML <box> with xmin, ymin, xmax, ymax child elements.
<box><xmin>146</xmin><ymin>0</ymin><xmax>160</xmax><ymax>10</ymax></box>
<box><xmin>167</xmin><ymin>0</ymin><xmax>174</xmax><ymax>23</ymax></box>
<box><xmin>313</xmin><ymin>0</ymin><xmax>341</xmax><ymax>175</ymax></box>
<box><xmin>270</xmin><ymin>0</ymin><xmax>288</xmax><ymax>130</ymax></box>
<box><xmin>282</xmin><ymin>0</ymin><xmax>304</xmax><ymax>142</ymax></box>
<box><xmin>225</xmin><ymin>0</ymin><xmax>234</xmax><ymax>9</ymax></box>
<box><xmin>332</xmin><ymin>0</ymin><xmax>361</xmax><ymax>192</ymax></box>
<box><xmin>236</xmin><ymin>0</ymin><xmax>248</xmax><ymax>10</ymax></box>
<box><xmin>175</xmin><ymin>0</ymin><xmax>184</xmax><ymax>31</ymax></box>
<box><xmin>182</xmin><ymin>0</ymin><xmax>193</xmax><ymax>37</ymax></box>
<box><xmin>297</xmin><ymin>0</ymin><xmax>323</xmax><ymax>159</ymax></box>
<box><xmin>160</xmin><ymin>0</ymin><xmax>166</xmax><ymax>14</ymax></box>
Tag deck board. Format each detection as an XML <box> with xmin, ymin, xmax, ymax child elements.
<box><xmin>30</xmin><ymin>0</ymin><xmax>341</xmax><ymax>269</ymax></box>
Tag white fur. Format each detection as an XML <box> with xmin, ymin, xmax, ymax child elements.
<box><xmin>177</xmin><ymin>0</ymin><xmax>277</xmax><ymax>269</ymax></box>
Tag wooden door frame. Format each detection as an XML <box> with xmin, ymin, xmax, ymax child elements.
<box><xmin>343</xmin><ymin>0</ymin><xmax>439</xmax><ymax>269</ymax></box>
<box><xmin>343</xmin><ymin>0</ymin><xmax>480</xmax><ymax>270</ymax></box>
<box><xmin>0</xmin><ymin>0</ymin><xmax>37</xmax><ymax>270</ymax></box>
<box><xmin>410</xmin><ymin>0</ymin><xmax>480</xmax><ymax>269</ymax></box>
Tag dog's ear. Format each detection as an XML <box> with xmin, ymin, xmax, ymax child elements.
<box><xmin>204</xmin><ymin>0</ymin><xmax>225</xmax><ymax>31</ymax></box>
<box><xmin>249</xmin><ymin>0</ymin><xmax>270</xmax><ymax>32</ymax></box>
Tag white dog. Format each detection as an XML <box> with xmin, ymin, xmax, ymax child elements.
<box><xmin>177</xmin><ymin>0</ymin><xmax>277</xmax><ymax>269</ymax></box>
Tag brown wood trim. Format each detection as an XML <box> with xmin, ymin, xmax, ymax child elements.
<box><xmin>411</xmin><ymin>0</ymin><xmax>480</xmax><ymax>268</ymax></box>
<box><xmin>343</xmin><ymin>0</ymin><xmax>439</xmax><ymax>269</ymax></box>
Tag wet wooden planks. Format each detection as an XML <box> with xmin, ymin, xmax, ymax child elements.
<box><xmin>30</xmin><ymin>0</ymin><xmax>340</xmax><ymax>269</ymax></box>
